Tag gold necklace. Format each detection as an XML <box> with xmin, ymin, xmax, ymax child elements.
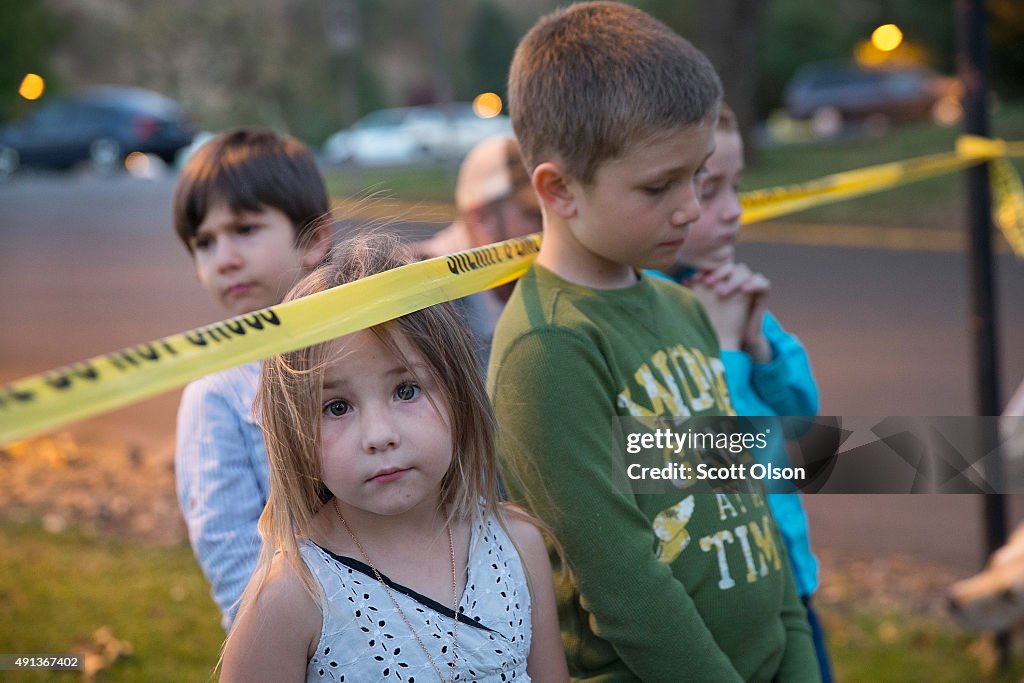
<box><xmin>332</xmin><ymin>500</ymin><xmax>459</xmax><ymax>683</ymax></box>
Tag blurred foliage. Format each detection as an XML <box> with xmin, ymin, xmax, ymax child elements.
<box><xmin>757</xmin><ymin>0</ymin><xmax>858</xmax><ymax>116</ymax></box>
<box><xmin>460</xmin><ymin>0</ymin><xmax>520</xmax><ymax>100</ymax></box>
<box><xmin>644</xmin><ymin>0</ymin><xmax>1018</xmax><ymax>121</ymax></box>
<box><xmin>0</xmin><ymin>0</ymin><xmax>62</xmax><ymax>123</ymax></box>
<box><xmin>637</xmin><ymin>1</ymin><xmax>763</xmax><ymax>155</ymax></box>
<box><xmin>757</xmin><ymin>0</ymin><xmax>956</xmax><ymax>116</ymax></box>
<box><xmin>990</xmin><ymin>0</ymin><xmax>1024</xmax><ymax>98</ymax></box>
<box><xmin>45</xmin><ymin>0</ymin><xmax>343</xmax><ymax>143</ymax></box>
<box><xmin>17</xmin><ymin>0</ymin><xmax>1024</xmax><ymax>146</ymax></box>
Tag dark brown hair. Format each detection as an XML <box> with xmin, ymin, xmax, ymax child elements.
<box><xmin>173</xmin><ymin>127</ymin><xmax>329</xmax><ymax>252</ymax></box>
<box><xmin>508</xmin><ymin>1</ymin><xmax>722</xmax><ymax>184</ymax></box>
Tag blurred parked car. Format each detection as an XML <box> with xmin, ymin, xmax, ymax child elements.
<box><xmin>174</xmin><ymin>130</ymin><xmax>215</xmax><ymax>170</ymax></box>
<box><xmin>322</xmin><ymin>103</ymin><xmax>513</xmax><ymax>166</ymax></box>
<box><xmin>784</xmin><ymin>61</ymin><xmax>961</xmax><ymax>135</ymax></box>
<box><xmin>0</xmin><ymin>86</ymin><xmax>197</xmax><ymax>177</ymax></box>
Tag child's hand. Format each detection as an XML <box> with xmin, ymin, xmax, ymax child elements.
<box><xmin>734</xmin><ymin>265</ymin><xmax>771</xmax><ymax>363</ymax></box>
<box><xmin>691</xmin><ymin>263</ymin><xmax>771</xmax><ymax>361</ymax></box>
<box><xmin>688</xmin><ymin>263</ymin><xmax>752</xmax><ymax>350</ymax></box>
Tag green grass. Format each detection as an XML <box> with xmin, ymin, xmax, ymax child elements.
<box><xmin>325</xmin><ymin>162</ymin><xmax>460</xmax><ymax>204</ymax></box>
<box><xmin>823</xmin><ymin>607</ymin><xmax>1024</xmax><ymax>682</ymax></box>
<box><xmin>5</xmin><ymin>519</ymin><xmax>1024</xmax><ymax>682</ymax></box>
<box><xmin>323</xmin><ymin>101</ymin><xmax>1024</xmax><ymax>229</ymax></box>
<box><xmin>0</xmin><ymin>522</ymin><xmax>223</xmax><ymax>682</ymax></box>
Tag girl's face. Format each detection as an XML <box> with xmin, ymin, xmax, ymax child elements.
<box><xmin>319</xmin><ymin>329</ymin><xmax>453</xmax><ymax>521</ymax></box>
<box><xmin>677</xmin><ymin>129</ymin><xmax>744</xmax><ymax>271</ymax></box>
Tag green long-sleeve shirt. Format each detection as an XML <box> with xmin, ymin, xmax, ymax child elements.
<box><xmin>488</xmin><ymin>264</ymin><xmax>819</xmax><ymax>683</ymax></box>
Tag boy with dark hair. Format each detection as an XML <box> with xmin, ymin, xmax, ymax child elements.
<box><xmin>173</xmin><ymin>128</ymin><xmax>332</xmax><ymax>629</ymax></box>
<box><xmin>488</xmin><ymin>3</ymin><xmax>819</xmax><ymax>680</ymax></box>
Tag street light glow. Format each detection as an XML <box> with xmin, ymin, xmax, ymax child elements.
<box><xmin>871</xmin><ymin>24</ymin><xmax>904</xmax><ymax>52</ymax></box>
<box><xmin>19</xmin><ymin>73</ymin><xmax>45</xmax><ymax>100</ymax></box>
<box><xmin>472</xmin><ymin>92</ymin><xmax>502</xmax><ymax>118</ymax></box>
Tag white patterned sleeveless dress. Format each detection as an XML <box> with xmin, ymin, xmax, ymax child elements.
<box><xmin>300</xmin><ymin>512</ymin><xmax>532</xmax><ymax>682</ymax></box>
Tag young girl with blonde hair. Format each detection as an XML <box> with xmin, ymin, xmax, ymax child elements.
<box><xmin>221</xmin><ymin>233</ymin><xmax>567</xmax><ymax>682</ymax></box>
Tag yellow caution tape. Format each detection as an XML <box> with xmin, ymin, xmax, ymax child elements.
<box><xmin>957</xmin><ymin>134</ymin><xmax>1024</xmax><ymax>160</ymax></box>
<box><xmin>991</xmin><ymin>157</ymin><xmax>1024</xmax><ymax>256</ymax></box>
<box><xmin>957</xmin><ymin>134</ymin><xmax>1009</xmax><ymax>159</ymax></box>
<box><xmin>742</xmin><ymin>134</ymin><xmax>1023</xmax><ymax>225</ymax></box>
<box><xmin>0</xmin><ymin>236</ymin><xmax>541</xmax><ymax>445</ymax></box>
<box><xmin>3</xmin><ymin>135</ymin><xmax>1024</xmax><ymax>446</ymax></box>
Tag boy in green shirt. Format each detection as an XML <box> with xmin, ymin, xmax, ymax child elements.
<box><xmin>487</xmin><ymin>3</ymin><xmax>819</xmax><ymax>681</ymax></box>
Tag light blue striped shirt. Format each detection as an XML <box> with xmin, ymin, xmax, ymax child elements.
<box><xmin>175</xmin><ymin>361</ymin><xmax>268</xmax><ymax>630</ymax></box>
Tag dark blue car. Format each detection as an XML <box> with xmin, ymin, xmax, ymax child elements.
<box><xmin>0</xmin><ymin>86</ymin><xmax>197</xmax><ymax>177</ymax></box>
<box><xmin>783</xmin><ymin>61</ymin><xmax>960</xmax><ymax>129</ymax></box>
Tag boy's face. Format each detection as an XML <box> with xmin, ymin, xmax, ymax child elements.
<box><xmin>190</xmin><ymin>201</ymin><xmax>326</xmax><ymax>316</ymax></box>
<box><xmin>677</xmin><ymin>129</ymin><xmax>744</xmax><ymax>271</ymax></box>
<box><xmin>564</xmin><ymin>119</ymin><xmax>715</xmax><ymax>286</ymax></box>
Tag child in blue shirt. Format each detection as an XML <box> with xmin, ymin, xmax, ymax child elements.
<box><xmin>172</xmin><ymin>128</ymin><xmax>332</xmax><ymax>629</ymax></box>
<box><xmin>662</xmin><ymin>103</ymin><xmax>833</xmax><ymax>682</ymax></box>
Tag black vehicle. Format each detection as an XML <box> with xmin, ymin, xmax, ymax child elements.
<box><xmin>0</xmin><ymin>86</ymin><xmax>197</xmax><ymax>177</ymax></box>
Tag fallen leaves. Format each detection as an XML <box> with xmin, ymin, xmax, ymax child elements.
<box><xmin>0</xmin><ymin>433</ymin><xmax>185</xmax><ymax>546</ymax></box>
<box><xmin>70</xmin><ymin>626</ymin><xmax>134</xmax><ymax>682</ymax></box>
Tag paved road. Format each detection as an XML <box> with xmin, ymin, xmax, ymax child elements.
<box><xmin>2</xmin><ymin>170</ymin><xmax>1024</xmax><ymax>574</ymax></box>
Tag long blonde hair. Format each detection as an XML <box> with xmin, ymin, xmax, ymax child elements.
<box><xmin>242</xmin><ymin>231</ymin><xmax>505</xmax><ymax>609</ymax></box>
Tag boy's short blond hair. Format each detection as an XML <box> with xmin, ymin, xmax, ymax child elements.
<box><xmin>509</xmin><ymin>1</ymin><xmax>722</xmax><ymax>184</ymax></box>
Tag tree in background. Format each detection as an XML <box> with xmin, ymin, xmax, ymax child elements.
<box><xmin>0</xmin><ymin>0</ymin><xmax>61</xmax><ymax>123</ymax></box>
<box><xmin>637</xmin><ymin>0</ymin><xmax>764</xmax><ymax>161</ymax></box>
<box><xmin>694</xmin><ymin>1</ymin><xmax>764</xmax><ymax>162</ymax></box>
<box><xmin>45</xmin><ymin>0</ymin><xmax>342</xmax><ymax>143</ymax></box>
<box><xmin>758</xmin><ymin>0</ymin><xmax>963</xmax><ymax>117</ymax></box>
<box><xmin>990</xmin><ymin>0</ymin><xmax>1024</xmax><ymax>98</ymax></box>
<box><xmin>460</xmin><ymin>0</ymin><xmax>521</xmax><ymax>101</ymax></box>
<box><xmin>326</xmin><ymin>0</ymin><xmax>363</xmax><ymax>126</ymax></box>
<box><xmin>22</xmin><ymin>0</ymin><xmax>1023</xmax><ymax>147</ymax></box>
<box><xmin>757</xmin><ymin>0</ymin><xmax>857</xmax><ymax>120</ymax></box>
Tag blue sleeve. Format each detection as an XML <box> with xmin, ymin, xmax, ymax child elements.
<box><xmin>727</xmin><ymin>312</ymin><xmax>821</xmax><ymax>596</ymax></box>
<box><xmin>175</xmin><ymin>377</ymin><xmax>267</xmax><ymax>630</ymax></box>
<box><xmin>767</xmin><ymin>493</ymin><xmax>819</xmax><ymax>597</ymax></box>
<box><xmin>749</xmin><ymin>311</ymin><xmax>819</xmax><ymax>417</ymax></box>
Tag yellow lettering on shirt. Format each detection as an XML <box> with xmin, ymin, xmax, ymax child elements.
<box><xmin>652</xmin><ymin>495</ymin><xmax>696</xmax><ymax>565</ymax></box>
<box><xmin>748</xmin><ymin>514</ymin><xmax>783</xmax><ymax>574</ymax></box>
<box><xmin>617</xmin><ymin>346</ymin><xmax>733</xmax><ymax>418</ymax></box>
<box><xmin>699</xmin><ymin>530</ymin><xmax>737</xmax><ymax>590</ymax></box>
<box><xmin>715</xmin><ymin>493</ymin><xmax>739</xmax><ymax>521</ymax></box>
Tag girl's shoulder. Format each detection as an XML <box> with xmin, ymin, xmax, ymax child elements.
<box><xmin>222</xmin><ymin>552</ymin><xmax>322</xmax><ymax>679</ymax></box>
<box><xmin>491</xmin><ymin>503</ymin><xmax>549</xmax><ymax>569</ymax></box>
<box><xmin>250</xmin><ymin>551</ymin><xmax>321</xmax><ymax>624</ymax></box>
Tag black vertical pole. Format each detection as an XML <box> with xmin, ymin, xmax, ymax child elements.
<box><xmin>954</xmin><ymin>0</ymin><xmax>1009</xmax><ymax>667</ymax></box>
